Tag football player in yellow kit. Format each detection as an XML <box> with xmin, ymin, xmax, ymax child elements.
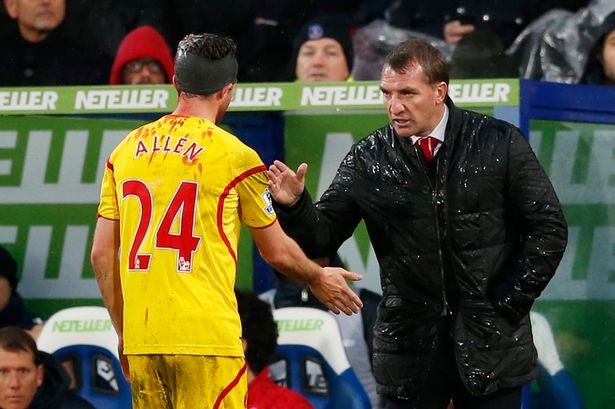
<box><xmin>91</xmin><ymin>33</ymin><xmax>363</xmax><ymax>409</ymax></box>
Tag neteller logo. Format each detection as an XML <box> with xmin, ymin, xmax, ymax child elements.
<box><xmin>448</xmin><ymin>82</ymin><xmax>511</xmax><ymax>103</ymax></box>
<box><xmin>300</xmin><ymin>85</ymin><xmax>382</xmax><ymax>106</ymax></box>
<box><xmin>52</xmin><ymin>319</ymin><xmax>113</xmax><ymax>332</ymax></box>
<box><xmin>0</xmin><ymin>91</ymin><xmax>58</xmax><ymax>111</ymax></box>
<box><xmin>276</xmin><ymin>319</ymin><xmax>324</xmax><ymax>332</ymax></box>
<box><xmin>74</xmin><ymin>89</ymin><xmax>169</xmax><ymax>110</ymax></box>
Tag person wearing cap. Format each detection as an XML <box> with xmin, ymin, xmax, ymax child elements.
<box><xmin>91</xmin><ymin>32</ymin><xmax>363</xmax><ymax>409</ymax></box>
<box><xmin>0</xmin><ymin>246</ymin><xmax>43</xmax><ymax>340</ymax></box>
<box><xmin>292</xmin><ymin>14</ymin><xmax>354</xmax><ymax>82</ymax></box>
<box><xmin>109</xmin><ymin>25</ymin><xmax>174</xmax><ymax>85</ymax></box>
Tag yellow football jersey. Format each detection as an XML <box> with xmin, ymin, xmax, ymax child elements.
<box><xmin>98</xmin><ymin>115</ymin><xmax>276</xmax><ymax>356</ymax></box>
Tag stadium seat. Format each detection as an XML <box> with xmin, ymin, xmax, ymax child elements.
<box><xmin>529</xmin><ymin>311</ymin><xmax>583</xmax><ymax>409</ymax></box>
<box><xmin>37</xmin><ymin>306</ymin><xmax>131</xmax><ymax>409</ymax></box>
<box><xmin>271</xmin><ymin>307</ymin><xmax>371</xmax><ymax>409</ymax></box>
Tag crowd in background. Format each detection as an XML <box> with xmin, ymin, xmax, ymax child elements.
<box><xmin>1</xmin><ymin>0</ymin><xmax>614</xmax><ymax>87</ymax></box>
<box><xmin>0</xmin><ymin>2</ymin><xmax>604</xmax><ymax>409</ymax></box>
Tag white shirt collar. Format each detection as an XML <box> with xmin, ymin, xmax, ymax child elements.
<box><xmin>410</xmin><ymin>105</ymin><xmax>449</xmax><ymax>145</ymax></box>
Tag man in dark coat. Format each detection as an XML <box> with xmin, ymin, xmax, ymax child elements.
<box><xmin>0</xmin><ymin>0</ymin><xmax>109</xmax><ymax>86</ymax></box>
<box><xmin>268</xmin><ymin>38</ymin><xmax>568</xmax><ymax>409</ymax></box>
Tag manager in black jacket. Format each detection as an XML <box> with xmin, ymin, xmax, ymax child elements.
<box><xmin>268</xmin><ymin>39</ymin><xmax>568</xmax><ymax>409</ymax></box>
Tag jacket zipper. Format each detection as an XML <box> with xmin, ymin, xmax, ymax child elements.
<box><xmin>416</xmin><ymin>148</ymin><xmax>450</xmax><ymax>316</ymax></box>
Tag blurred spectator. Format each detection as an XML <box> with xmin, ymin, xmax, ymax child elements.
<box><xmin>235</xmin><ymin>0</ymin><xmax>369</xmax><ymax>82</ymax></box>
<box><xmin>351</xmin><ymin>18</ymin><xmax>452</xmax><ymax>81</ymax></box>
<box><xmin>0</xmin><ymin>326</ymin><xmax>95</xmax><ymax>409</ymax></box>
<box><xmin>349</xmin><ymin>0</ymin><xmax>394</xmax><ymax>27</ymax></box>
<box><xmin>0</xmin><ymin>246</ymin><xmax>43</xmax><ymax>340</ymax></box>
<box><xmin>237</xmin><ymin>1</ymin><xmax>304</xmax><ymax>82</ymax></box>
<box><xmin>449</xmin><ymin>29</ymin><xmax>517</xmax><ymax>78</ymax></box>
<box><xmin>509</xmin><ymin>0</ymin><xmax>615</xmax><ymax>83</ymax></box>
<box><xmin>385</xmin><ymin>0</ymin><xmax>540</xmax><ymax>47</ymax></box>
<box><xmin>292</xmin><ymin>15</ymin><xmax>354</xmax><ymax>82</ymax></box>
<box><xmin>140</xmin><ymin>0</ymin><xmax>376</xmax><ymax>82</ymax></box>
<box><xmin>580</xmin><ymin>10</ymin><xmax>615</xmax><ymax>85</ymax></box>
<box><xmin>0</xmin><ymin>0</ymin><xmax>109</xmax><ymax>86</ymax></box>
<box><xmin>353</xmin><ymin>0</ymin><xmax>600</xmax><ymax>82</ymax></box>
<box><xmin>109</xmin><ymin>25</ymin><xmax>174</xmax><ymax>85</ymax></box>
<box><xmin>63</xmin><ymin>0</ymin><xmax>166</xmax><ymax>68</ymax></box>
<box><xmin>237</xmin><ymin>0</ymin><xmax>365</xmax><ymax>82</ymax></box>
<box><xmin>155</xmin><ymin>0</ymin><xmax>252</xmax><ymax>59</ymax></box>
<box><xmin>236</xmin><ymin>290</ymin><xmax>314</xmax><ymax>409</ymax></box>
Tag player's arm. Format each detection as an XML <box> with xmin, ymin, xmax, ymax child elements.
<box><xmin>91</xmin><ymin>217</ymin><xmax>130</xmax><ymax>379</ymax></box>
<box><xmin>250</xmin><ymin>221</ymin><xmax>363</xmax><ymax>315</ymax></box>
<box><xmin>91</xmin><ymin>217</ymin><xmax>122</xmax><ymax>334</ymax></box>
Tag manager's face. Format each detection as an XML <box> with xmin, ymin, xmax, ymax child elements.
<box><xmin>380</xmin><ymin>63</ymin><xmax>447</xmax><ymax>138</ymax></box>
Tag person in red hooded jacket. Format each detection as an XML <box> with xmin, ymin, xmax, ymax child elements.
<box><xmin>236</xmin><ymin>290</ymin><xmax>314</xmax><ymax>409</ymax></box>
<box><xmin>109</xmin><ymin>25</ymin><xmax>174</xmax><ymax>85</ymax></box>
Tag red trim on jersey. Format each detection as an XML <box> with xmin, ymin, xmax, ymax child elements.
<box><xmin>106</xmin><ymin>159</ymin><xmax>114</xmax><ymax>171</ymax></box>
<box><xmin>248</xmin><ymin>217</ymin><xmax>277</xmax><ymax>230</ymax></box>
<box><xmin>213</xmin><ymin>362</ymin><xmax>248</xmax><ymax>409</ymax></box>
<box><xmin>217</xmin><ymin>165</ymin><xmax>267</xmax><ymax>264</ymax></box>
<box><xmin>96</xmin><ymin>214</ymin><xmax>119</xmax><ymax>221</ymax></box>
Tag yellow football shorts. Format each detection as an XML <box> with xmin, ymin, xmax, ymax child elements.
<box><xmin>127</xmin><ymin>354</ymin><xmax>247</xmax><ymax>409</ymax></box>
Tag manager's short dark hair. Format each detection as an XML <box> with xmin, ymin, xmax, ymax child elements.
<box><xmin>385</xmin><ymin>38</ymin><xmax>449</xmax><ymax>85</ymax></box>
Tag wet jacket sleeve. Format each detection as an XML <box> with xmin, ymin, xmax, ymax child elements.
<box><xmin>488</xmin><ymin>127</ymin><xmax>568</xmax><ymax>324</ymax></box>
<box><xmin>274</xmin><ymin>149</ymin><xmax>363</xmax><ymax>258</ymax></box>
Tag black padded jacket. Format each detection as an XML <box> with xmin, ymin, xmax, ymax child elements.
<box><xmin>275</xmin><ymin>99</ymin><xmax>568</xmax><ymax>399</ymax></box>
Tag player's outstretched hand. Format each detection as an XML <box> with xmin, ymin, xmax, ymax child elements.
<box><xmin>309</xmin><ymin>267</ymin><xmax>364</xmax><ymax>315</ymax></box>
<box><xmin>268</xmin><ymin>160</ymin><xmax>308</xmax><ymax>207</ymax></box>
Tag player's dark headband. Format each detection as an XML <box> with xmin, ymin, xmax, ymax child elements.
<box><xmin>175</xmin><ymin>53</ymin><xmax>238</xmax><ymax>95</ymax></box>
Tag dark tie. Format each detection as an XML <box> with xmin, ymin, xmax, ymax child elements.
<box><xmin>417</xmin><ymin>136</ymin><xmax>438</xmax><ymax>162</ymax></box>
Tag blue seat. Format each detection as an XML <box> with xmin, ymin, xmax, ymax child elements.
<box><xmin>527</xmin><ymin>311</ymin><xmax>583</xmax><ymax>409</ymax></box>
<box><xmin>53</xmin><ymin>344</ymin><xmax>132</xmax><ymax>409</ymax></box>
<box><xmin>271</xmin><ymin>307</ymin><xmax>371</xmax><ymax>409</ymax></box>
<box><xmin>37</xmin><ymin>306</ymin><xmax>132</xmax><ymax>409</ymax></box>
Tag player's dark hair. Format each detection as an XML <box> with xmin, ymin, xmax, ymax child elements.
<box><xmin>174</xmin><ymin>33</ymin><xmax>238</xmax><ymax>96</ymax></box>
<box><xmin>176</xmin><ymin>33</ymin><xmax>237</xmax><ymax>61</ymax></box>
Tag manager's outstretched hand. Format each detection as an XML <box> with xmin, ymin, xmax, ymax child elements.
<box><xmin>268</xmin><ymin>160</ymin><xmax>308</xmax><ymax>206</ymax></box>
<box><xmin>310</xmin><ymin>267</ymin><xmax>363</xmax><ymax>315</ymax></box>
